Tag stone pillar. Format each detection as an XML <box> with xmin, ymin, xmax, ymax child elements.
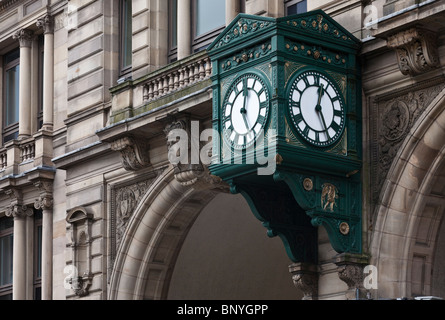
<box><xmin>12</xmin><ymin>29</ymin><xmax>34</xmax><ymax>140</ymax></box>
<box><xmin>177</xmin><ymin>0</ymin><xmax>191</xmax><ymax>60</ymax></box>
<box><xmin>34</xmin><ymin>180</ymin><xmax>53</xmax><ymax>300</ymax></box>
<box><xmin>5</xmin><ymin>189</ymin><xmax>33</xmax><ymax>300</ymax></box>
<box><xmin>226</xmin><ymin>0</ymin><xmax>240</xmax><ymax>25</ymax></box>
<box><xmin>36</xmin><ymin>15</ymin><xmax>54</xmax><ymax>131</ymax></box>
<box><xmin>289</xmin><ymin>263</ymin><xmax>318</xmax><ymax>300</ymax></box>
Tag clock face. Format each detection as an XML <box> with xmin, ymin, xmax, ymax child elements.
<box><xmin>288</xmin><ymin>70</ymin><xmax>345</xmax><ymax>147</ymax></box>
<box><xmin>222</xmin><ymin>73</ymin><xmax>269</xmax><ymax>150</ymax></box>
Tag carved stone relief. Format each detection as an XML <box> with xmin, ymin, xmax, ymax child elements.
<box><xmin>370</xmin><ymin>80</ymin><xmax>445</xmax><ymax>212</ymax></box>
<box><xmin>114</xmin><ymin>179</ymin><xmax>154</xmax><ymax>248</ymax></box>
<box><xmin>109</xmin><ymin>176</ymin><xmax>157</xmax><ymax>279</ymax></box>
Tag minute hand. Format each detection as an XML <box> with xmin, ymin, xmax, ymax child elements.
<box><xmin>315</xmin><ymin>85</ymin><xmax>330</xmax><ymax>139</ymax></box>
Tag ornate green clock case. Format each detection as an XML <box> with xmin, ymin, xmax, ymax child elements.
<box><xmin>208</xmin><ymin>10</ymin><xmax>362</xmax><ymax>263</ymax></box>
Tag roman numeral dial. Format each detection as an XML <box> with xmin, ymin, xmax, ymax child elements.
<box><xmin>222</xmin><ymin>73</ymin><xmax>270</xmax><ymax>150</ymax></box>
<box><xmin>288</xmin><ymin>70</ymin><xmax>345</xmax><ymax>147</ymax></box>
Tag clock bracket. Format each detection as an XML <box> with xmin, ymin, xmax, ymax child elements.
<box><xmin>228</xmin><ymin>168</ymin><xmax>362</xmax><ymax>263</ymax></box>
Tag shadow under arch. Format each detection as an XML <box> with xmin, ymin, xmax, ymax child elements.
<box><xmin>371</xmin><ymin>87</ymin><xmax>445</xmax><ymax>299</ymax></box>
<box><xmin>108</xmin><ymin>165</ymin><xmax>221</xmax><ymax>300</ymax></box>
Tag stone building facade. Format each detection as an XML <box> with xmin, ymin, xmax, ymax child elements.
<box><xmin>0</xmin><ymin>0</ymin><xmax>444</xmax><ymax>300</ymax></box>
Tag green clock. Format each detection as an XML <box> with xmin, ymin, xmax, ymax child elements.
<box><xmin>288</xmin><ymin>70</ymin><xmax>345</xmax><ymax>147</ymax></box>
<box><xmin>222</xmin><ymin>73</ymin><xmax>270</xmax><ymax>150</ymax></box>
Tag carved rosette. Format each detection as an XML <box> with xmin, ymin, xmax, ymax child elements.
<box><xmin>111</xmin><ymin>136</ymin><xmax>150</xmax><ymax>171</ymax></box>
<box><xmin>387</xmin><ymin>28</ymin><xmax>439</xmax><ymax>76</ymax></box>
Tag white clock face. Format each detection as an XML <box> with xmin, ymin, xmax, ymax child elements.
<box><xmin>222</xmin><ymin>74</ymin><xmax>269</xmax><ymax>150</ymax></box>
<box><xmin>288</xmin><ymin>70</ymin><xmax>345</xmax><ymax>147</ymax></box>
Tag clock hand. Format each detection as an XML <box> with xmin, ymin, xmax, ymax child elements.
<box><xmin>318</xmin><ymin>110</ymin><xmax>330</xmax><ymax>139</ymax></box>
<box><xmin>240</xmin><ymin>85</ymin><xmax>251</xmax><ymax>131</ymax></box>
<box><xmin>315</xmin><ymin>84</ymin><xmax>330</xmax><ymax>139</ymax></box>
<box><xmin>315</xmin><ymin>84</ymin><xmax>324</xmax><ymax>112</ymax></box>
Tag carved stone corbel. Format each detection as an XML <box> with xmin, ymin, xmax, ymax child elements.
<box><xmin>289</xmin><ymin>263</ymin><xmax>318</xmax><ymax>300</ymax></box>
<box><xmin>335</xmin><ymin>254</ymin><xmax>368</xmax><ymax>300</ymax></box>
<box><xmin>110</xmin><ymin>136</ymin><xmax>150</xmax><ymax>171</ymax></box>
<box><xmin>387</xmin><ymin>27</ymin><xmax>439</xmax><ymax>76</ymax></box>
<box><xmin>164</xmin><ymin>119</ymin><xmax>229</xmax><ymax>192</ymax></box>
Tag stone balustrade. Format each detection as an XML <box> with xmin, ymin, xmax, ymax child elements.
<box><xmin>110</xmin><ymin>51</ymin><xmax>213</xmax><ymax>124</ymax></box>
<box><xmin>142</xmin><ymin>54</ymin><xmax>212</xmax><ymax>103</ymax></box>
<box><xmin>19</xmin><ymin>140</ymin><xmax>35</xmax><ymax>163</ymax></box>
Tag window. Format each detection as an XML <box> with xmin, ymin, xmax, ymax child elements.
<box><xmin>285</xmin><ymin>0</ymin><xmax>307</xmax><ymax>16</ymax></box>
<box><xmin>3</xmin><ymin>48</ymin><xmax>20</xmax><ymax>143</ymax></box>
<box><xmin>0</xmin><ymin>216</ymin><xmax>13</xmax><ymax>300</ymax></box>
<box><xmin>192</xmin><ymin>0</ymin><xmax>226</xmax><ymax>53</ymax></box>
<box><xmin>120</xmin><ymin>0</ymin><xmax>133</xmax><ymax>74</ymax></box>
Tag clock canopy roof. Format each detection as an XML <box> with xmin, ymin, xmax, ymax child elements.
<box><xmin>207</xmin><ymin>10</ymin><xmax>361</xmax><ymax>57</ymax></box>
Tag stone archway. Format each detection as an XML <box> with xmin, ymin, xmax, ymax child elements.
<box><xmin>108</xmin><ymin>166</ymin><xmax>222</xmax><ymax>300</ymax></box>
<box><xmin>371</xmin><ymin>87</ymin><xmax>445</xmax><ymax>299</ymax></box>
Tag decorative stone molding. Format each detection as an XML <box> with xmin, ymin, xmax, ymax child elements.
<box><xmin>4</xmin><ymin>188</ymin><xmax>33</xmax><ymax>219</ymax></box>
<box><xmin>387</xmin><ymin>27</ymin><xmax>439</xmax><ymax>76</ymax></box>
<box><xmin>5</xmin><ymin>204</ymin><xmax>33</xmax><ymax>219</ymax></box>
<box><xmin>110</xmin><ymin>136</ymin><xmax>150</xmax><ymax>171</ymax></box>
<box><xmin>289</xmin><ymin>263</ymin><xmax>318</xmax><ymax>300</ymax></box>
<box><xmin>66</xmin><ymin>207</ymin><xmax>94</xmax><ymax>297</ymax></box>
<box><xmin>36</xmin><ymin>14</ymin><xmax>54</xmax><ymax>34</ymax></box>
<box><xmin>12</xmin><ymin>29</ymin><xmax>34</xmax><ymax>48</ymax></box>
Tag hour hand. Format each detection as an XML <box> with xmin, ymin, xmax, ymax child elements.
<box><xmin>240</xmin><ymin>107</ymin><xmax>250</xmax><ymax>130</ymax></box>
<box><xmin>315</xmin><ymin>84</ymin><xmax>324</xmax><ymax>112</ymax></box>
